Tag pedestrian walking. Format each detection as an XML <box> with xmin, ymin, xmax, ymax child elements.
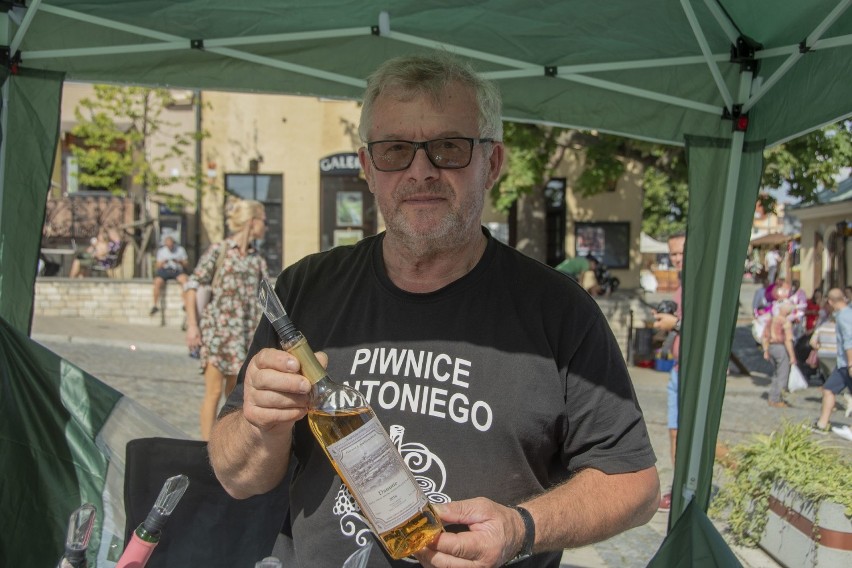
<box><xmin>762</xmin><ymin>301</ymin><xmax>796</xmax><ymax>408</ymax></box>
<box><xmin>183</xmin><ymin>199</ymin><xmax>270</xmax><ymax>440</ymax></box>
<box><xmin>811</xmin><ymin>288</ymin><xmax>852</xmax><ymax>434</ymax></box>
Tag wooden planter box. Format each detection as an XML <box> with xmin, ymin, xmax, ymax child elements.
<box><xmin>759</xmin><ymin>480</ymin><xmax>852</xmax><ymax>567</ymax></box>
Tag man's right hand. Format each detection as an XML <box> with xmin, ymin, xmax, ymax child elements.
<box><xmin>242</xmin><ymin>348</ymin><xmax>326</xmax><ymax>432</ymax></box>
<box><xmin>208</xmin><ymin>348</ymin><xmax>326</xmax><ymax>499</ymax></box>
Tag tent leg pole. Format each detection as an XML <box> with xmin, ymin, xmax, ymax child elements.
<box><xmin>677</xmin><ymin>66</ymin><xmax>754</xmax><ymax>515</ymax></box>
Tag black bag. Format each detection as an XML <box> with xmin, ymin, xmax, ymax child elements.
<box><xmin>124</xmin><ymin>437</ymin><xmax>290</xmax><ymax>567</ymax></box>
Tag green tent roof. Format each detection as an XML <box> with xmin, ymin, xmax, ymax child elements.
<box><xmin>9</xmin><ymin>0</ymin><xmax>852</xmax><ymax>146</ymax></box>
<box><xmin>3</xmin><ymin>2</ymin><xmax>852</xmax><ymax>566</ymax></box>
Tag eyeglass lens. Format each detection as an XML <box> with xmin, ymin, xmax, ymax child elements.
<box><xmin>369</xmin><ymin>138</ymin><xmax>478</xmax><ymax>172</ymax></box>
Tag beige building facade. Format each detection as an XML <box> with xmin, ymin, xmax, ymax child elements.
<box><xmin>50</xmin><ymin>84</ymin><xmax>647</xmax><ymax>287</ymax></box>
<box><xmin>788</xmin><ymin>177</ymin><xmax>852</xmax><ymax>294</ymax></box>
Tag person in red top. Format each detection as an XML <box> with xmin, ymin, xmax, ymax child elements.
<box><xmin>805</xmin><ymin>289</ymin><xmax>826</xmax><ymax>334</ymax></box>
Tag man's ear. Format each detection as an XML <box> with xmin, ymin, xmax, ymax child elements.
<box><xmin>358</xmin><ymin>147</ymin><xmax>375</xmax><ymax>193</ymax></box>
<box><xmin>485</xmin><ymin>142</ymin><xmax>505</xmax><ymax>190</ymax></box>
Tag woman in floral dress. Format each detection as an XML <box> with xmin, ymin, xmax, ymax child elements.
<box><xmin>184</xmin><ymin>199</ymin><xmax>269</xmax><ymax>439</ymax></box>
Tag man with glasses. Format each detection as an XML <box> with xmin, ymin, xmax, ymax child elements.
<box><xmin>209</xmin><ymin>53</ymin><xmax>659</xmax><ymax>567</ymax></box>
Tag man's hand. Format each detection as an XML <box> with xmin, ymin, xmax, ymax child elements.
<box><xmin>414</xmin><ymin>498</ymin><xmax>525</xmax><ymax>568</ymax></box>
<box><xmin>242</xmin><ymin>348</ymin><xmax>325</xmax><ymax>432</ymax></box>
<box><xmin>652</xmin><ymin>312</ymin><xmax>678</xmax><ymax>332</ymax></box>
<box><xmin>208</xmin><ymin>348</ymin><xmax>327</xmax><ymax>499</ymax></box>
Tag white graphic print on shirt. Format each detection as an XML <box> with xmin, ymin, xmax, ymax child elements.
<box><xmin>332</xmin><ymin>423</ymin><xmax>449</xmax><ymax>559</ymax></box>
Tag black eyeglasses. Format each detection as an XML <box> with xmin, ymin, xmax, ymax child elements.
<box><xmin>366</xmin><ymin>137</ymin><xmax>493</xmax><ymax>172</ymax></box>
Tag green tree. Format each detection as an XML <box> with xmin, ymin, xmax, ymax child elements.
<box><xmin>70</xmin><ymin>85</ymin><xmax>203</xmax><ymax>210</ymax></box>
<box><xmin>493</xmin><ymin>121</ymin><xmax>852</xmax><ymax>240</ymax></box>
<box><xmin>490</xmin><ymin>122</ymin><xmax>566</xmax><ymax>213</ymax></box>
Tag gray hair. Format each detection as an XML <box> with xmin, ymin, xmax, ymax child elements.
<box><xmin>358</xmin><ymin>53</ymin><xmax>503</xmax><ymax>142</ymax></box>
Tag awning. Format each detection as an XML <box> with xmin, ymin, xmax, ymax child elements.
<box><xmin>750</xmin><ymin>232</ymin><xmax>789</xmax><ymax>246</ymax></box>
<box><xmin>640</xmin><ymin>232</ymin><xmax>670</xmax><ymax>254</ymax></box>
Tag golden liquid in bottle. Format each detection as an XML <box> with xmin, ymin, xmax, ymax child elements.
<box><xmin>308</xmin><ymin>408</ymin><xmax>443</xmax><ymax>559</ymax></box>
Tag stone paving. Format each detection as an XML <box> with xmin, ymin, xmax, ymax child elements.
<box><xmin>31</xmin><ymin>284</ymin><xmax>852</xmax><ymax>567</ymax></box>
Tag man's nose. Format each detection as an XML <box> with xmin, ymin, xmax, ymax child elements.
<box><xmin>407</xmin><ymin>147</ymin><xmax>439</xmax><ymax>178</ymax></box>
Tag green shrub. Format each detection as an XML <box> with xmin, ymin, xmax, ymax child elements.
<box><xmin>710</xmin><ymin>421</ymin><xmax>852</xmax><ymax>546</ymax></box>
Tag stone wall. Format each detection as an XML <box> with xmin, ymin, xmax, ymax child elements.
<box><xmin>34</xmin><ymin>279</ymin><xmax>653</xmax><ymax>358</ymax></box>
<box><xmin>35</xmin><ymin>278</ymin><xmax>187</xmax><ymax>329</ymax></box>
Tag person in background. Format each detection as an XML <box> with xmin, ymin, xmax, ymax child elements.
<box><xmin>764</xmin><ymin>245</ymin><xmax>782</xmax><ymax>284</ymax></box>
<box><xmin>811</xmin><ymin>288</ymin><xmax>852</xmax><ymax>434</ymax></box>
<box><xmin>788</xmin><ymin>279</ymin><xmax>808</xmax><ymax>339</ymax></box>
<box><xmin>652</xmin><ymin>230</ymin><xmax>685</xmax><ymax>512</ymax></box>
<box><xmin>764</xmin><ymin>275</ymin><xmax>787</xmax><ymax>308</ymax></box>
<box><xmin>554</xmin><ymin>255</ymin><xmax>589</xmax><ymax>283</ymax></box>
<box><xmin>752</xmin><ymin>271</ymin><xmax>770</xmax><ymax>316</ymax></box>
<box><xmin>207</xmin><ymin>53</ymin><xmax>659</xmax><ymax>567</ymax></box>
<box><xmin>805</xmin><ymin>289</ymin><xmax>826</xmax><ymax>334</ymax></box>
<box><xmin>639</xmin><ymin>260</ymin><xmax>659</xmax><ymax>294</ymax></box>
<box><xmin>809</xmin><ymin>314</ymin><xmax>836</xmax><ymax>380</ymax></box>
<box><xmin>183</xmin><ymin>200</ymin><xmax>269</xmax><ymax>440</ymax></box>
<box><xmin>762</xmin><ymin>301</ymin><xmax>796</xmax><ymax>408</ymax></box>
<box><xmin>581</xmin><ymin>254</ymin><xmax>604</xmax><ymax>296</ymax></box>
<box><xmin>150</xmin><ymin>234</ymin><xmax>189</xmax><ymax>315</ymax></box>
<box><xmin>69</xmin><ymin>226</ymin><xmax>122</xmax><ymax>278</ymax></box>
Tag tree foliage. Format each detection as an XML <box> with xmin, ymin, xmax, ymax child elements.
<box><xmin>760</xmin><ymin>121</ymin><xmax>852</xmax><ymax>209</ymax></box>
<box><xmin>493</xmin><ymin>120</ymin><xmax>852</xmax><ymax>240</ymax></box>
<box><xmin>70</xmin><ymin>85</ymin><xmax>206</xmax><ymax>210</ymax></box>
<box><xmin>490</xmin><ymin>122</ymin><xmax>565</xmax><ymax>213</ymax></box>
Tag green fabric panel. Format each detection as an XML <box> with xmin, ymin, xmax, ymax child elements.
<box><xmin>647</xmin><ymin>501</ymin><xmax>742</xmax><ymax>567</ymax></box>
<box><xmin>16</xmin><ymin>0</ymin><xmax>848</xmax><ymax>145</ymax></box>
<box><xmin>748</xmin><ymin>45</ymin><xmax>852</xmax><ymax>145</ymax></box>
<box><xmin>0</xmin><ymin>70</ymin><xmax>64</xmax><ymax>335</ymax></box>
<box><xmin>0</xmin><ymin>316</ymin><xmax>122</xmax><ymax>566</ymax></box>
<box><xmin>669</xmin><ymin>135</ymin><xmax>765</xmax><ymax>528</ymax></box>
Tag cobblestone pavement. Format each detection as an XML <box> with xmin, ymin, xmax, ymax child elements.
<box><xmin>33</xmin><ymin>280</ymin><xmax>852</xmax><ymax>568</ymax></box>
<box><xmin>37</xmin><ymin>337</ymin><xmax>205</xmax><ymax>439</ymax></box>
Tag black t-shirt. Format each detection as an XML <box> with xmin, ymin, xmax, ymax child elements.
<box><xmin>223</xmin><ymin>230</ymin><xmax>656</xmax><ymax>567</ymax></box>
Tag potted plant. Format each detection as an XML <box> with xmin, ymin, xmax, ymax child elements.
<box><xmin>710</xmin><ymin>422</ymin><xmax>852</xmax><ymax>567</ymax></box>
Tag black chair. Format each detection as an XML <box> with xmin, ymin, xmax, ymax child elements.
<box><xmin>123</xmin><ymin>437</ymin><xmax>289</xmax><ymax>567</ymax></box>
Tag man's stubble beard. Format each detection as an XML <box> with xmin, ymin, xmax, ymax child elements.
<box><xmin>382</xmin><ymin>180</ymin><xmax>486</xmax><ymax>257</ymax></box>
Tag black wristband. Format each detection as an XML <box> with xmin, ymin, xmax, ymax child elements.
<box><xmin>506</xmin><ymin>506</ymin><xmax>535</xmax><ymax>565</ymax></box>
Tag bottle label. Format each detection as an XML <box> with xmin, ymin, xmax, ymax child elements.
<box><xmin>326</xmin><ymin>417</ymin><xmax>427</xmax><ymax>533</ymax></box>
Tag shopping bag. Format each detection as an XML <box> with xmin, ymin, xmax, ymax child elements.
<box><xmin>788</xmin><ymin>364</ymin><xmax>808</xmax><ymax>392</ymax></box>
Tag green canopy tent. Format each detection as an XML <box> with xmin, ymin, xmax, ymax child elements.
<box><xmin>2</xmin><ymin>1</ymin><xmax>851</xmax><ymax>564</ymax></box>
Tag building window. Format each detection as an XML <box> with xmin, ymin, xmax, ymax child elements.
<box><xmin>544</xmin><ymin>178</ymin><xmax>567</xmax><ymax>266</ymax></box>
<box><xmin>575</xmin><ymin>221</ymin><xmax>630</xmax><ymax>269</ymax></box>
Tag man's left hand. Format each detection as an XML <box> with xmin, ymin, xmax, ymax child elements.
<box><xmin>652</xmin><ymin>312</ymin><xmax>678</xmax><ymax>332</ymax></box>
<box><xmin>414</xmin><ymin>498</ymin><xmax>524</xmax><ymax>568</ymax></box>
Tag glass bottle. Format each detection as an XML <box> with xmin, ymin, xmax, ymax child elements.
<box><xmin>258</xmin><ymin>280</ymin><xmax>443</xmax><ymax>559</ymax></box>
<box><xmin>116</xmin><ymin>474</ymin><xmax>189</xmax><ymax>568</ymax></box>
<box><xmin>56</xmin><ymin>503</ymin><xmax>97</xmax><ymax>568</ymax></box>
